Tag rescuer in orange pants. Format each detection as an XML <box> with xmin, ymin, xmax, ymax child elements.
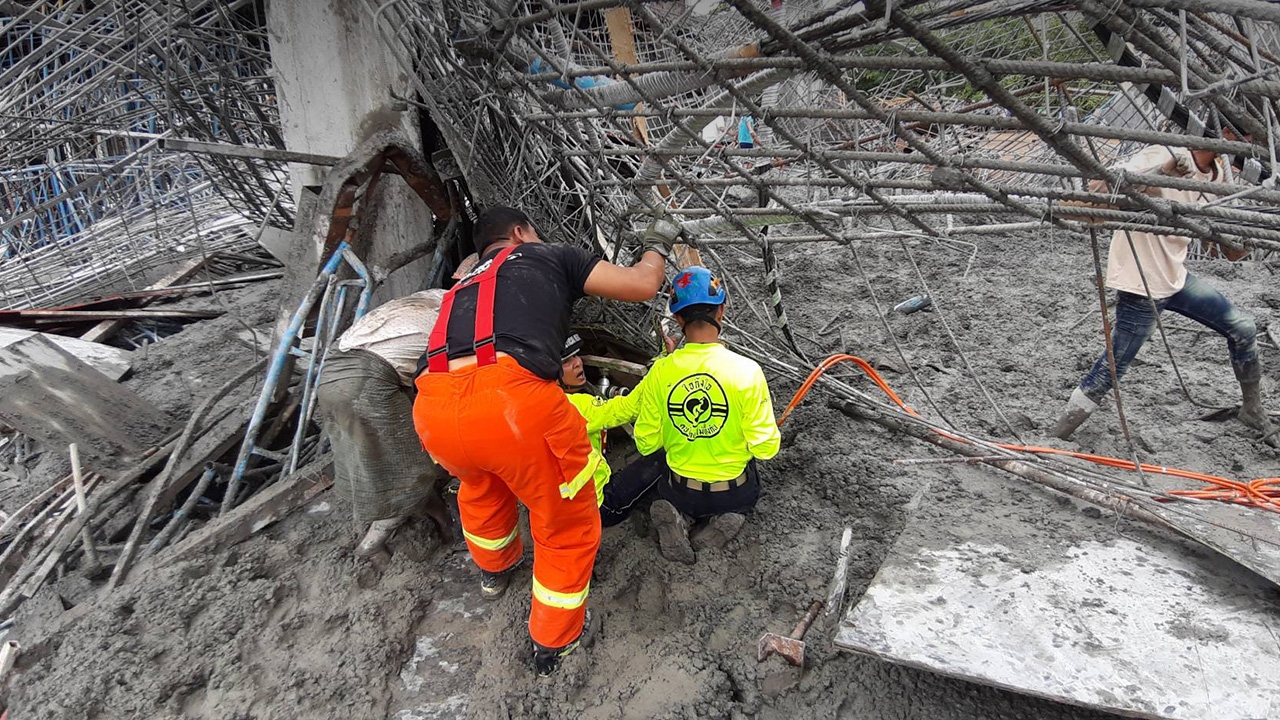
<box><xmin>413</xmin><ymin>206</ymin><xmax>674</xmax><ymax>676</ymax></box>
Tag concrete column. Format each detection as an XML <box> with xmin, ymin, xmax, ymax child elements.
<box><xmin>267</xmin><ymin>0</ymin><xmax>436</xmax><ymax>306</ymax></box>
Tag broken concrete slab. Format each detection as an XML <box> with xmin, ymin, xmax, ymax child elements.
<box><xmin>0</xmin><ymin>335</ymin><xmax>171</xmax><ymax>476</ymax></box>
<box><xmin>0</xmin><ymin>327</ymin><xmax>131</xmax><ymax>381</ymax></box>
<box><xmin>834</xmin><ymin>466</ymin><xmax>1280</xmax><ymax>720</ymax></box>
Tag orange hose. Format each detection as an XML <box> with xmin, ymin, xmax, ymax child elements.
<box><xmin>780</xmin><ymin>354</ymin><xmax>1280</xmax><ymax>514</ymax></box>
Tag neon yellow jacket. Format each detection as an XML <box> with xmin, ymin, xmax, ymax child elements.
<box><xmin>630</xmin><ymin>342</ymin><xmax>780</xmax><ymax>481</ymax></box>
<box><xmin>565</xmin><ymin>392</ymin><xmax>638</xmax><ymax>505</ymax></box>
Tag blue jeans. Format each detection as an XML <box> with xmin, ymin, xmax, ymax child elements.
<box><xmin>1078</xmin><ymin>273</ymin><xmax>1259</xmax><ymax>401</ymax></box>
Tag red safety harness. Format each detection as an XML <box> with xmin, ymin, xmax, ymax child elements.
<box><xmin>425</xmin><ymin>246</ymin><xmax>517</xmax><ymax>373</ymax></box>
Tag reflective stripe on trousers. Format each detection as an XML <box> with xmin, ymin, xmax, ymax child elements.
<box><xmin>413</xmin><ymin>356</ymin><xmax>601</xmax><ymax>649</ymax></box>
<box><xmin>462</xmin><ymin>525</ymin><xmax>519</xmax><ymax>552</ymax></box>
<box><xmin>533</xmin><ymin>577</ymin><xmax>590</xmax><ymax>610</ymax></box>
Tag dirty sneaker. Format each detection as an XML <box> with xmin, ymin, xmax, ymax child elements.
<box><xmin>479</xmin><ymin>560</ymin><xmax>523</xmax><ymax>600</ymax></box>
<box><xmin>692</xmin><ymin>513</ymin><xmax>746</xmax><ymax>551</ymax></box>
<box><xmin>533</xmin><ymin>609</ymin><xmax>597</xmax><ymax>677</ymax></box>
<box><xmin>650</xmin><ymin>500</ymin><xmax>695</xmax><ymax>565</ymax></box>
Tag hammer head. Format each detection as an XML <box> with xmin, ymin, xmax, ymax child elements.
<box><xmin>757</xmin><ymin>631</ymin><xmax>806</xmax><ymax>666</ymax></box>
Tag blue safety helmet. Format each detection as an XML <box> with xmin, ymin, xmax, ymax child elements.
<box><xmin>668</xmin><ymin>266</ymin><xmax>727</xmax><ymax>314</ymax></box>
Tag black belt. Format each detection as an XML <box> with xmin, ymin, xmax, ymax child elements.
<box><xmin>671</xmin><ymin>470</ymin><xmax>747</xmax><ymax>493</ymax></box>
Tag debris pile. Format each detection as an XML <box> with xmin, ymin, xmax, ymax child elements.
<box><xmin>1</xmin><ymin>0</ymin><xmax>1280</xmax><ymax>717</ymax></box>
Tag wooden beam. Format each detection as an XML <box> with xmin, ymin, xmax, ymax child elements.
<box><xmin>154</xmin><ymin>411</ymin><xmax>248</xmax><ymax>510</ymax></box>
<box><xmin>18</xmin><ymin>309</ymin><xmax>222</xmax><ymax>322</ymax></box>
<box><xmin>580</xmin><ymin>354</ymin><xmax>648</xmax><ymax>377</ymax></box>
<box><xmin>79</xmin><ymin>256</ymin><xmax>207</xmax><ymax>343</ymax></box>
<box><xmin>160</xmin><ymin>137</ymin><xmax>342</xmax><ymax>166</ymax></box>
<box><xmin>160</xmin><ymin>456</ymin><xmax>333</xmax><ymax>565</ymax></box>
<box><xmin>602</xmin><ymin>8</ymin><xmax>649</xmax><ymax>145</ymax></box>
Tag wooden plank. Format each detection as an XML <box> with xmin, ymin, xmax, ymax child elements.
<box><xmin>834</xmin><ymin>465</ymin><xmax>1280</xmax><ymax>720</ymax></box>
<box><xmin>17</xmin><ymin>309</ymin><xmax>222</xmax><ymax>322</ymax></box>
<box><xmin>0</xmin><ymin>335</ymin><xmax>171</xmax><ymax>475</ymax></box>
<box><xmin>0</xmin><ymin>327</ymin><xmax>130</xmax><ymax>381</ymax></box>
<box><xmin>79</xmin><ymin>256</ymin><xmax>206</xmax><ymax>343</ymax></box>
<box><xmin>161</xmin><ymin>456</ymin><xmax>333</xmax><ymax>564</ymax></box>
<box><xmin>602</xmin><ymin>7</ymin><xmax>649</xmax><ymax>145</ymax></box>
<box><xmin>160</xmin><ymin>137</ymin><xmax>342</xmax><ymax>166</ymax></box>
<box><xmin>579</xmin><ymin>354</ymin><xmax>648</xmax><ymax>377</ymax></box>
<box><xmin>155</xmin><ymin>410</ymin><xmax>248</xmax><ymax>510</ymax></box>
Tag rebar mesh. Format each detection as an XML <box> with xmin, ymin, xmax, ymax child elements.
<box><xmin>361</xmin><ymin>0</ymin><xmax>1280</xmax><ymax>355</ymax></box>
<box><xmin>5</xmin><ymin>0</ymin><xmax>1279</xmax><ymax>325</ymax></box>
<box><xmin>0</xmin><ymin>1</ymin><xmax>287</xmax><ymax>309</ymax></box>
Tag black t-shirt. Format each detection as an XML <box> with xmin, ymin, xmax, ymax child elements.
<box><xmin>419</xmin><ymin>243</ymin><xmax>600</xmax><ymax>380</ymax></box>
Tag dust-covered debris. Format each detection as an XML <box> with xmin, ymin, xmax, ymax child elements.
<box><xmin>6</xmin><ymin>230</ymin><xmax>1278</xmax><ymax>719</ymax></box>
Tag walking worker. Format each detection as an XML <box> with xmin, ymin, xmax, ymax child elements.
<box><xmin>315</xmin><ymin>290</ymin><xmax>454</xmax><ymax>565</ymax></box>
<box><xmin>559</xmin><ymin>333</ymin><xmax>666</xmax><ymax>527</ymax></box>
<box><xmin>411</xmin><ymin>205</ymin><xmax>677</xmax><ymax>677</ymax></box>
<box><xmin>622</xmin><ymin>266</ymin><xmax>781</xmax><ymax>565</ymax></box>
<box><xmin>1055</xmin><ymin>142</ymin><xmax>1277</xmax><ymax>447</ymax></box>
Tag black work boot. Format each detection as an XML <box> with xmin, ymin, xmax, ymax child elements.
<box><xmin>649</xmin><ymin>500</ymin><xmax>696</xmax><ymax>565</ymax></box>
<box><xmin>480</xmin><ymin>559</ymin><xmax>522</xmax><ymax>600</ymax></box>
<box><xmin>1236</xmin><ymin>365</ymin><xmax>1279</xmax><ymax>448</ymax></box>
<box><xmin>533</xmin><ymin>609</ymin><xmax>597</xmax><ymax>677</ymax></box>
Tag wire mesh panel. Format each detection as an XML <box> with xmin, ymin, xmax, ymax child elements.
<box><xmin>0</xmin><ymin>1</ymin><xmax>287</xmax><ymax>309</ymax></box>
<box><xmin>366</xmin><ymin>0</ymin><xmax>1280</xmax><ymax>355</ymax></box>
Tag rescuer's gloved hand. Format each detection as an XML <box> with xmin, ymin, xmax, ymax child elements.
<box><xmin>1162</xmin><ymin>148</ymin><xmax>1195</xmax><ymax>177</ymax></box>
<box><xmin>642</xmin><ymin>211</ymin><xmax>681</xmax><ymax>258</ymax></box>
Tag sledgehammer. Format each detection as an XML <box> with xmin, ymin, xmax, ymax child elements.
<box><xmin>757</xmin><ymin>599</ymin><xmax>825</xmax><ymax>667</ymax></box>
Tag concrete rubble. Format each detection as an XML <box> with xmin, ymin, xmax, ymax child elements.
<box><xmin>2</xmin><ymin>1</ymin><xmax>1280</xmax><ymax>719</ymax></box>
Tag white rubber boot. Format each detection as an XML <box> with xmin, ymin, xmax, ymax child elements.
<box><xmin>1053</xmin><ymin>388</ymin><xmax>1098</xmax><ymax>440</ymax></box>
<box><xmin>355</xmin><ymin>516</ymin><xmax>407</xmax><ymax>565</ymax></box>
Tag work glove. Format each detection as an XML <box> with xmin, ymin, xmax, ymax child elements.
<box><xmin>642</xmin><ymin>215</ymin><xmax>681</xmax><ymax>259</ymax></box>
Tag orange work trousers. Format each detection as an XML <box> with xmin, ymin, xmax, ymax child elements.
<box><xmin>413</xmin><ymin>356</ymin><xmax>602</xmax><ymax>649</ymax></box>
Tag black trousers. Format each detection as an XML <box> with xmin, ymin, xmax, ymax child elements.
<box><xmin>605</xmin><ymin>451</ymin><xmax>761</xmax><ymax>524</ymax></box>
<box><xmin>658</xmin><ymin>456</ymin><xmax>760</xmax><ymax>519</ymax></box>
<box><xmin>600</xmin><ymin>452</ymin><xmax>666</xmax><ymax>527</ymax></box>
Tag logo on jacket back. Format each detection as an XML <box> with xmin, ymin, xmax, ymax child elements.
<box><xmin>667</xmin><ymin>373</ymin><xmax>728</xmax><ymax>440</ymax></box>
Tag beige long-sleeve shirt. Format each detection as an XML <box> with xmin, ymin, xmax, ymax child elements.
<box><xmin>336</xmin><ymin>290</ymin><xmax>444</xmax><ymax>386</ymax></box>
<box><xmin>1105</xmin><ymin>145</ymin><xmax>1220</xmax><ymax>299</ymax></box>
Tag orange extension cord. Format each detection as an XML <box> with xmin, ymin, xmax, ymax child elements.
<box><xmin>778</xmin><ymin>354</ymin><xmax>1280</xmax><ymax>514</ymax></box>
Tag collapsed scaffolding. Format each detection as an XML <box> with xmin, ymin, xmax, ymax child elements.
<box><xmin>367</xmin><ymin>0</ymin><xmax>1280</xmax><ymax>580</ymax></box>
<box><xmin>0</xmin><ymin>1</ymin><xmax>289</xmax><ymax>310</ymax></box>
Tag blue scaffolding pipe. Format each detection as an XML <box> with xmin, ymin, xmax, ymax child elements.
<box><xmin>221</xmin><ymin>242</ymin><xmax>373</xmax><ymax>514</ymax></box>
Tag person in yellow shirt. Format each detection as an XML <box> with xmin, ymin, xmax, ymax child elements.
<box><xmin>624</xmin><ymin>266</ymin><xmax>781</xmax><ymax>565</ymax></box>
<box><xmin>558</xmin><ymin>333</ymin><xmax>666</xmax><ymax>526</ymax></box>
